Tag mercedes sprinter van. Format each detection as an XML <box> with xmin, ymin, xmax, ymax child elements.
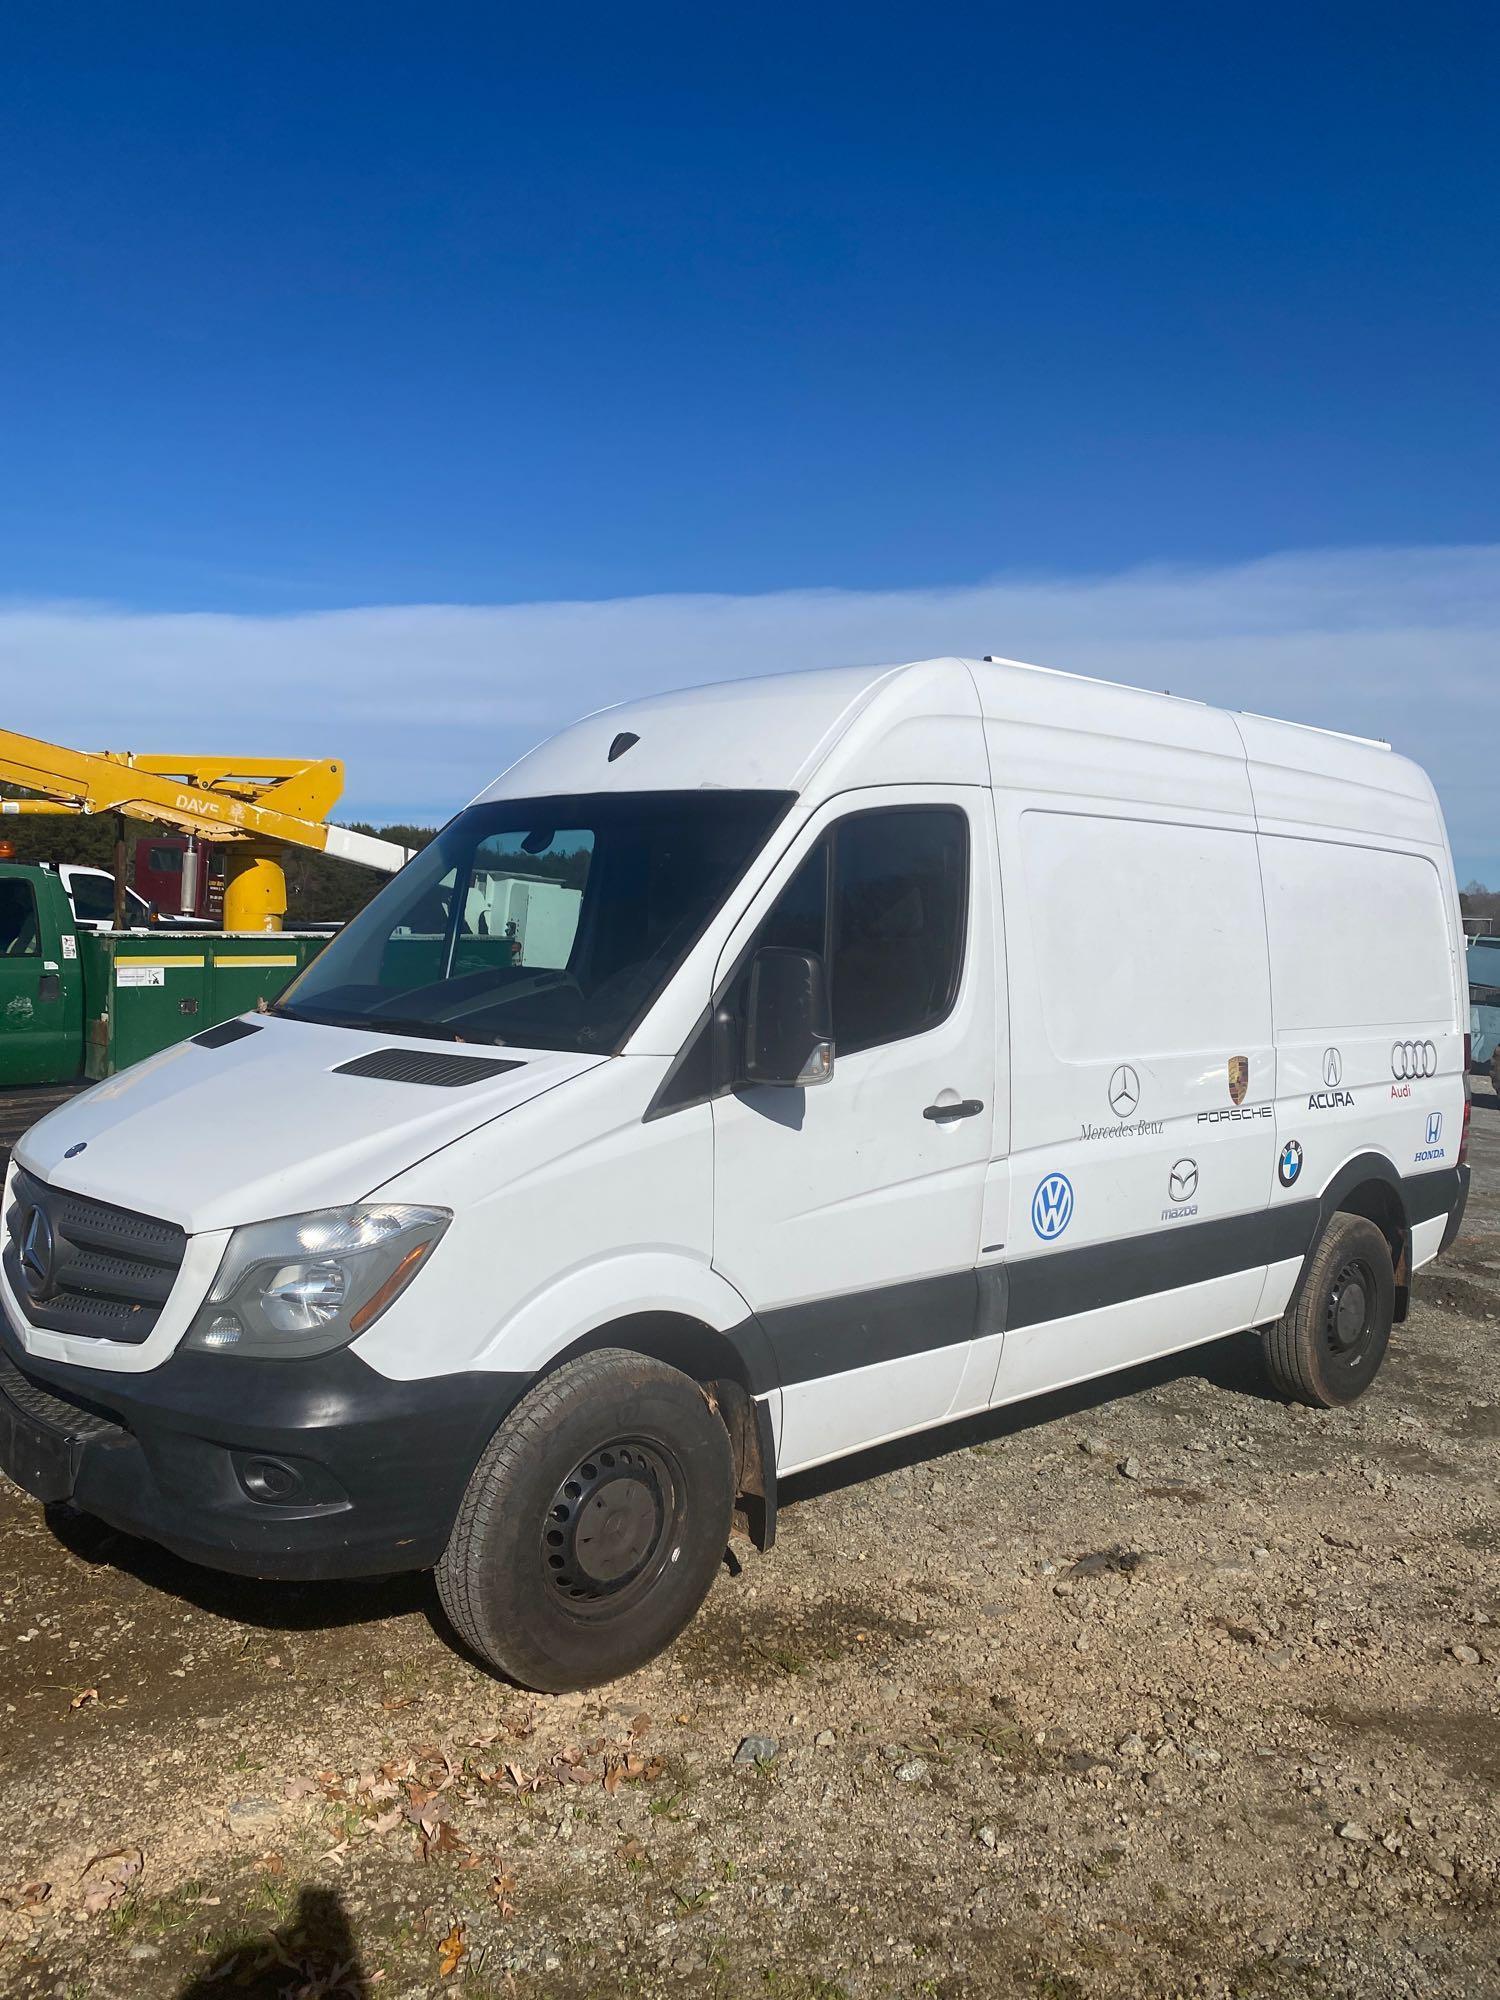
<box><xmin>0</xmin><ymin>658</ymin><xmax>1472</xmax><ymax>1690</ymax></box>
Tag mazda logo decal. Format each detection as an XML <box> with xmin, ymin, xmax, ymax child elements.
<box><xmin>1168</xmin><ymin>1158</ymin><xmax>1198</xmax><ymax>1202</ymax></box>
<box><xmin>18</xmin><ymin>1205</ymin><xmax>56</xmax><ymax>1300</ymax></box>
<box><xmin>1108</xmin><ymin>1064</ymin><xmax>1140</xmax><ymax>1119</ymax></box>
<box><xmin>1322</xmin><ymin>1047</ymin><xmax>1342</xmax><ymax>1088</ymax></box>
<box><xmin>1390</xmin><ymin>1039</ymin><xmax>1437</xmax><ymax>1080</ymax></box>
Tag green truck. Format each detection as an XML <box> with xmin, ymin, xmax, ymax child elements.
<box><xmin>0</xmin><ymin>861</ymin><xmax>328</xmax><ymax>1087</ymax></box>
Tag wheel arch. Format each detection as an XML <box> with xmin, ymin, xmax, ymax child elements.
<box><xmin>1302</xmin><ymin>1151</ymin><xmax>1413</xmax><ymax>1323</ymax></box>
<box><xmin>539</xmin><ymin>1311</ymin><xmax>780</xmax><ymax>1551</ymax></box>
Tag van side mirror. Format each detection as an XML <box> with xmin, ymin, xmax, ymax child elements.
<box><xmin>742</xmin><ymin>947</ymin><xmax>834</xmax><ymax>1088</ymax></box>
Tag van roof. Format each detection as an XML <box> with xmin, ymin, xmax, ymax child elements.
<box><xmin>477</xmin><ymin>654</ymin><xmax>1438</xmax><ymax>844</ymax></box>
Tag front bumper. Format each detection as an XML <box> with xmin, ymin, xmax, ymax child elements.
<box><xmin>0</xmin><ymin>1302</ymin><xmax>527</xmax><ymax>1579</ymax></box>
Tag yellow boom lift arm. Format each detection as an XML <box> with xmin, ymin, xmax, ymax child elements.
<box><xmin>0</xmin><ymin>729</ymin><xmax>410</xmax><ymax>931</ymax></box>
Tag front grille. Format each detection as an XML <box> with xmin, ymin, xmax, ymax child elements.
<box><xmin>3</xmin><ymin>1167</ymin><xmax>187</xmax><ymax>1344</ymax></box>
<box><xmin>0</xmin><ymin>1350</ymin><xmax>125</xmax><ymax>1442</ymax></box>
<box><xmin>332</xmin><ymin>1048</ymin><xmax>524</xmax><ymax>1087</ymax></box>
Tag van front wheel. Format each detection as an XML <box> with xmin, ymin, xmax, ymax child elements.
<box><xmin>435</xmin><ymin>1349</ymin><xmax>735</xmax><ymax>1692</ymax></box>
<box><xmin>1262</xmin><ymin>1212</ymin><xmax>1395</xmax><ymax>1408</ymax></box>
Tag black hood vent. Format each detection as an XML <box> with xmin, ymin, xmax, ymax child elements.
<box><xmin>332</xmin><ymin>1048</ymin><xmax>524</xmax><ymax>1087</ymax></box>
<box><xmin>192</xmin><ymin>1019</ymin><xmax>264</xmax><ymax>1049</ymax></box>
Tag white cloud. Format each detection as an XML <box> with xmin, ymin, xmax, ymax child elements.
<box><xmin>3</xmin><ymin>542</ymin><xmax>1497</xmax><ymax>877</ymax></box>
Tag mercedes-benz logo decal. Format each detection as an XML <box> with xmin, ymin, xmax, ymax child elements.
<box><xmin>1108</xmin><ymin>1064</ymin><xmax>1140</xmax><ymax>1119</ymax></box>
<box><xmin>18</xmin><ymin>1205</ymin><xmax>56</xmax><ymax>1300</ymax></box>
<box><xmin>1322</xmin><ymin>1047</ymin><xmax>1342</xmax><ymax>1088</ymax></box>
<box><xmin>1391</xmin><ymin>1039</ymin><xmax>1437</xmax><ymax>1081</ymax></box>
<box><xmin>1168</xmin><ymin>1158</ymin><xmax>1198</xmax><ymax>1202</ymax></box>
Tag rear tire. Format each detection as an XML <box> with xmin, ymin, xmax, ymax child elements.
<box><xmin>435</xmin><ymin>1348</ymin><xmax>735</xmax><ymax>1692</ymax></box>
<box><xmin>1263</xmin><ymin>1212</ymin><xmax>1395</xmax><ymax>1408</ymax></box>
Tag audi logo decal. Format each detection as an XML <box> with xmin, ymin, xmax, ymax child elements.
<box><xmin>1390</xmin><ymin>1039</ymin><xmax>1438</xmax><ymax>1080</ymax></box>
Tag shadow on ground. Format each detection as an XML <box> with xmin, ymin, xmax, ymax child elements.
<box><xmin>174</xmin><ymin>1886</ymin><xmax>369</xmax><ymax>1998</ymax></box>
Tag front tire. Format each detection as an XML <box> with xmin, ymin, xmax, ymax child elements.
<box><xmin>435</xmin><ymin>1349</ymin><xmax>735</xmax><ymax>1692</ymax></box>
<box><xmin>1262</xmin><ymin>1212</ymin><xmax>1395</xmax><ymax>1408</ymax></box>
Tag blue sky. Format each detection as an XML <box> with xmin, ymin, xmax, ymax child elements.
<box><xmin>2</xmin><ymin>6</ymin><xmax>1498</xmax><ymax>876</ymax></box>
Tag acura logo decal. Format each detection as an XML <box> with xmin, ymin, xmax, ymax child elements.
<box><xmin>1391</xmin><ymin>1040</ymin><xmax>1437</xmax><ymax>1080</ymax></box>
<box><xmin>1322</xmin><ymin>1047</ymin><xmax>1342</xmax><ymax>1088</ymax></box>
<box><xmin>18</xmin><ymin>1205</ymin><xmax>56</xmax><ymax>1299</ymax></box>
<box><xmin>1108</xmin><ymin>1065</ymin><xmax>1140</xmax><ymax>1119</ymax></box>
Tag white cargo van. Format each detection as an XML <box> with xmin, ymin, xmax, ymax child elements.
<box><xmin>0</xmin><ymin>658</ymin><xmax>1472</xmax><ymax>1690</ymax></box>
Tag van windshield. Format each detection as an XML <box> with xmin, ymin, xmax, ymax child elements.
<box><xmin>274</xmin><ymin>791</ymin><xmax>791</xmax><ymax>1053</ymax></box>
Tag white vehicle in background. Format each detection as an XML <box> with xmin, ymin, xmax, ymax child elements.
<box><xmin>0</xmin><ymin>657</ymin><xmax>1471</xmax><ymax>1691</ymax></box>
<box><xmin>465</xmin><ymin>871</ymin><xmax>582</xmax><ymax>966</ymax></box>
<box><xmin>55</xmin><ymin>863</ymin><xmax>155</xmax><ymax>931</ymax></box>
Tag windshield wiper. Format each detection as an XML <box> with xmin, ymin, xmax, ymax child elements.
<box><xmin>273</xmin><ymin>1006</ymin><xmax>470</xmax><ymax>1044</ymax></box>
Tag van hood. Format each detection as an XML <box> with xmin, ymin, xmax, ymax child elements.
<box><xmin>14</xmin><ymin>1017</ymin><xmax>605</xmax><ymax>1233</ymax></box>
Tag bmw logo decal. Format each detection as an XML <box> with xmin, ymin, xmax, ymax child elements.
<box><xmin>1278</xmin><ymin>1139</ymin><xmax>1303</xmax><ymax>1188</ymax></box>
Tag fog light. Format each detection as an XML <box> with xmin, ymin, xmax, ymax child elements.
<box><xmin>198</xmin><ymin>1312</ymin><xmax>243</xmax><ymax>1350</ymax></box>
<box><xmin>238</xmin><ymin>1456</ymin><xmax>302</xmax><ymax>1503</ymax></box>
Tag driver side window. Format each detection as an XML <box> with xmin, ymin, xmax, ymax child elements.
<box><xmin>746</xmin><ymin>806</ymin><xmax>968</xmax><ymax>1056</ymax></box>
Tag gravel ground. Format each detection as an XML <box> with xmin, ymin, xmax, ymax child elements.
<box><xmin>1</xmin><ymin>1087</ymin><xmax>1497</xmax><ymax>2000</ymax></box>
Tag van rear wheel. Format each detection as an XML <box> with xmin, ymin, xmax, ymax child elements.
<box><xmin>435</xmin><ymin>1349</ymin><xmax>735</xmax><ymax>1692</ymax></box>
<box><xmin>1262</xmin><ymin>1212</ymin><xmax>1395</xmax><ymax>1408</ymax></box>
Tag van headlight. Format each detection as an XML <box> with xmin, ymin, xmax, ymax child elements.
<box><xmin>183</xmin><ymin>1204</ymin><xmax>450</xmax><ymax>1359</ymax></box>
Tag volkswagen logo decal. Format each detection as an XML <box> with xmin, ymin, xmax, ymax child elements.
<box><xmin>1031</xmin><ymin>1173</ymin><xmax>1074</xmax><ymax>1240</ymax></box>
<box><xmin>1322</xmin><ymin>1047</ymin><xmax>1342</xmax><ymax>1088</ymax></box>
<box><xmin>18</xmin><ymin>1204</ymin><xmax>56</xmax><ymax>1299</ymax></box>
<box><xmin>1168</xmin><ymin>1158</ymin><xmax>1198</xmax><ymax>1203</ymax></box>
<box><xmin>1391</xmin><ymin>1040</ymin><xmax>1437</xmax><ymax>1080</ymax></box>
<box><xmin>1108</xmin><ymin>1065</ymin><xmax>1140</xmax><ymax>1119</ymax></box>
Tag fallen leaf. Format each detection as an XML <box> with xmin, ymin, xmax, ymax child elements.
<box><xmin>489</xmin><ymin>1869</ymin><xmax>517</xmax><ymax>1919</ymax></box>
<box><xmin>629</xmin><ymin>1712</ymin><xmax>652</xmax><ymax>1738</ymax></box>
<box><xmin>77</xmin><ymin>1849</ymin><xmax>143</xmax><ymax>1920</ymax></box>
<box><xmin>283</xmin><ymin>1777</ymin><xmax>318</xmax><ymax>1801</ymax></box>
<box><xmin>418</xmin><ymin>1821</ymin><xmax>463</xmax><ymax>1863</ymax></box>
<box><xmin>370</xmin><ymin>1809</ymin><xmax>404</xmax><ymax>1836</ymax></box>
<box><xmin>69</xmin><ymin>1688</ymin><xmax>98</xmax><ymax>1711</ymax></box>
<box><xmin>437</xmin><ymin>1923</ymin><xmax>466</xmax><ymax>1978</ymax></box>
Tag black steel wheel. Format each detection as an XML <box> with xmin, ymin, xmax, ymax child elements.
<box><xmin>542</xmin><ymin>1439</ymin><xmax>683</xmax><ymax>1612</ymax></box>
<box><xmin>436</xmin><ymin>1349</ymin><xmax>735</xmax><ymax>1691</ymax></box>
<box><xmin>1263</xmin><ymin>1212</ymin><xmax>1395</xmax><ymax>1408</ymax></box>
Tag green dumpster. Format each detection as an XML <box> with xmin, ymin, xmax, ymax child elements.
<box><xmin>82</xmin><ymin>932</ymin><xmax>330</xmax><ymax>1079</ymax></box>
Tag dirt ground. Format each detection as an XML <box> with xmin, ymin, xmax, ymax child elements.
<box><xmin>1</xmin><ymin>1089</ymin><xmax>1498</xmax><ymax>2000</ymax></box>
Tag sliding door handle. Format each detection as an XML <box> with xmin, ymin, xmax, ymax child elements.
<box><xmin>923</xmin><ymin>1098</ymin><xmax>985</xmax><ymax>1123</ymax></box>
